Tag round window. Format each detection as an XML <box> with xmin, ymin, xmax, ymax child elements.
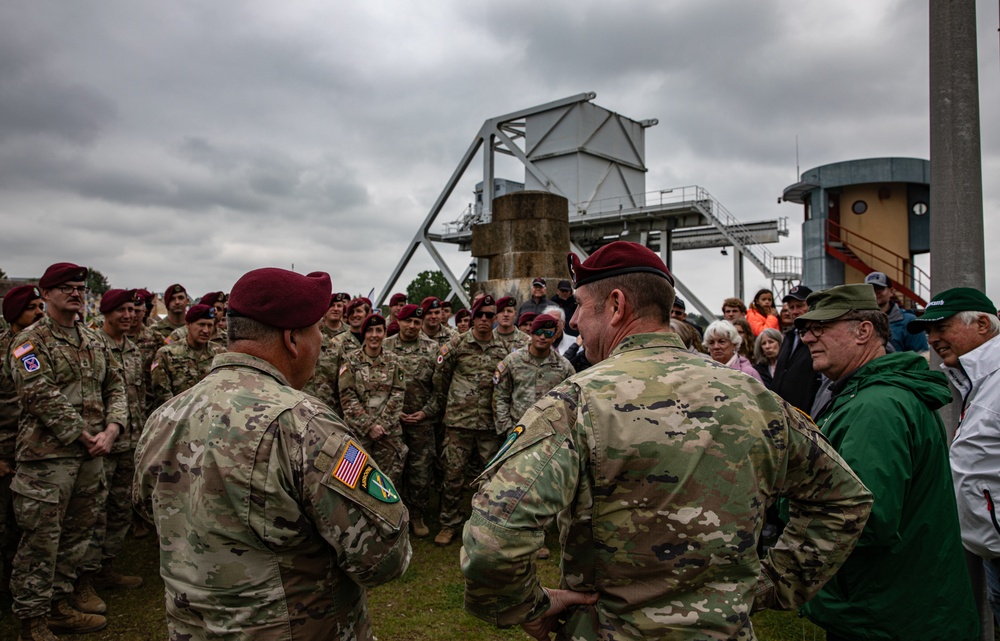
<box><xmin>851</xmin><ymin>200</ymin><xmax>868</xmax><ymax>215</ymax></box>
<box><xmin>912</xmin><ymin>202</ymin><xmax>928</xmax><ymax>216</ymax></box>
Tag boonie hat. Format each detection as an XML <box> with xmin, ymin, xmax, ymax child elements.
<box><xmin>906</xmin><ymin>287</ymin><xmax>998</xmax><ymax>333</ymax></box>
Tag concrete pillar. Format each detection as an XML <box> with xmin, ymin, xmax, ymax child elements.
<box><xmin>470</xmin><ymin>191</ymin><xmax>570</xmax><ymax>304</ymax></box>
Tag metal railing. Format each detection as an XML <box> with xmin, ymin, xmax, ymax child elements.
<box><xmin>825</xmin><ymin>219</ymin><xmax>930</xmax><ymax>304</ymax></box>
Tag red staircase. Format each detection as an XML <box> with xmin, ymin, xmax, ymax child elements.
<box><xmin>824</xmin><ymin>219</ymin><xmax>929</xmax><ymax>308</ymax></box>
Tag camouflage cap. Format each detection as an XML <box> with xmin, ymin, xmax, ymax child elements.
<box><xmin>99</xmin><ymin>288</ymin><xmax>138</xmax><ymax>314</ymax></box>
<box><xmin>906</xmin><ymin>287</ymin><xmax>998</xmax><ymax>333</ymax></box>
<box><xmin>2</xmin><ymin>285</ymin><xmax>41</xmax><ymax>323</ymax></box>
<box><xmin>568</xmin><ymin>241</ymin><xmax>674</xmax><ymax>287</ymax></box>
<box><xmin>794</xmin><ymin>284</ymin><xmax>880</xmax><ymax>329</ymax></box>
<box><xmin>39</xmin><ymin>262</ymin><xmax>88</xmax><ymax>288</ymax></box>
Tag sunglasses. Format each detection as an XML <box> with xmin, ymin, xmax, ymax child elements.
<box><xmin>473</xmin><ymin>311</ymin><xmax>496</xmax><ymax>320</ymax></box>
<box><xmin>532</xmin><ymin>329</ymin><xmax>556</xmax><ymax>338</ymax></box>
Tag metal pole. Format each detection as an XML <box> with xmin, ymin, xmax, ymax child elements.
<box><xmin>929</xmin><ymin>0</ymin><xmax>988</xmax><ymax>637</ymax></box>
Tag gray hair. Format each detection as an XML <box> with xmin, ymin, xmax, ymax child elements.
<box><xmin>954</xmin><ymin>310</ymin><xmax>1000</xmax><ymax>335</ymax></box>
<box><xmin>227</xmin><ymin>316</ymin><xmax>282</xmax><ymax>343</ymax></box>
<box><xmin>704</xmin><ymin>320</ymin><xmax>741</xmax><ymax>348</ymax></box>
<box><xmin>543</xmin><ymin>306</ymin><xmax>565</xmax><ymax>322</ymax></box>
<box><xmin>753</xmin><ymin>327</ymin><xmax>784</xmax><ymax>364</ymax></box>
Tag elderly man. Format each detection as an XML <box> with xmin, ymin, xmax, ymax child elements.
<box><xmin>462</xmin><ymin>242</ymin><xmax>873</xmax><ymax>640</ymax></box>
<box><xmin>134</xmin><ymin>268</ymin><xmax>410</xmax><ymax>641</ymax></box>
<box><xmin>517</xmin><ymin>278</ymin><xmax>550</xmax><ymax>318</ymax></box>
<box><xmin>864</xmin><ymin>272</ymin><xmax>927</xmax><ymax>353</ymax></box>
<box><xmin>429</xmin><ymin>294</ymin><xmax>509</xmax><ymax>547</ymax></box>
<box><xmin>796</xmin><ymin>284</ymin><xmax>977</xmax><ymax>640</ymax></box>
<box><xmin>907</xmin><ymin>287</ymin><xmax>1000</xmax><ymax>625</ymax></box>
<box><xmin>10</xmin><ymin>263</ymin><xmax>127</xmax><ymax>639</ymax></box>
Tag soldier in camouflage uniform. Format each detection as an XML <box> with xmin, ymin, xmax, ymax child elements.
<box><xmin>383</xmin><ymin>304</ymin><xmax>438</xmax><ymax>537</ymax></box>
<box><xmin>339</xmin><ymin>314</ymin><xmax>407</xmax><ymax>483</ymax></box>
<box><xmin>149</xmin><ymin>283</ymin><xmax>188</xmax><ymax>343</ymax></box>
<box><xmin>0</xmin><ymin>286</ymin><xmax>45</xmax><ymax>590</ymax></box>
<box><xmin>321</xmin><ymin>292</ymin><xmax>350</xmax><ymax>344</ymax></box>
<box><xmin>462</xmin><ymin>242</ymin><xmax>873</xmax><ymax>640</ymax></box>
<box><xmin>134</xmin><ymin>268</ymin><xmax>410</xmax><ymax>641</ymax></box>
<box><xmin>90</xmin><ymin>290</ymin><xmax>145</xmax><ymax>592</ymax></box>
<box><xmin>428</xmin><ymin>295</ymin><xmax>509</xmax><ymax>547</ymax></box>
<box><xmin>420</xmin><ymin>296</ymin><xmax>455</xmax><ymax>346</ymax></box>
<box><xmin>150</xmin><ymin>304</ymin><xmax>224</xmax><ymax>409</ymax></box>
<box><xmin>493</xmin><ymin>296</ymin><xmax>528</xmax><ymax>354</ymax></box>
<box><xmin>492</xmin><ymin>314</ymin><xmax>574</xmax><ymax>437</ymax></box>
<box><xmin>10</xmin><ymin>263</ymin><xmax>128</xmax><ymax>640</ymax></box>
<box><xmin>303</xmin><ymin>296</ymin><xmax>368</xmax><ymax>416</ymax></box>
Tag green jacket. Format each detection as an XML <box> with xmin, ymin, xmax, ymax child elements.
<box><xmin>802</xmin><ymin>351</ymin><xmax>978</xmax><ymax>640</ymax></box>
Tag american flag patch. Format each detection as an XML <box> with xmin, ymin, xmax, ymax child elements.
<box><xmin>333</xmin><ymin>441</ymin><xmax>368</xmax><ymax>488</ymax></box>
<box><xmin>12</xmin><ymin>342</ymin><xmax>33</xmax><ymax>359</ymax></box>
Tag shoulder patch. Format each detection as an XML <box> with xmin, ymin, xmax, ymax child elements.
<box><xmin>338</xmin><ymin>363</ymin><xmax>348</xmax><ymax>376</ymax></box>
<box><xmin>496</xmin><ymin>361</ymin><xmax>507</xmax><ymax>374</ymax></box>
<box><xmin>486</xmin><ymin>424</ymin><xmax>524</xmax><ymax>468</ymax></box>
<box><xmin>21</xmin><ymin>354</ymin><xmax>41</xmax><ymax>374</ymax></box>
<box><xmin>438</xmin><ymin>344</ymin><xmax>450</xmax><ymax>357</ymax></box>
<box><xmin>12</xmin><ymin>341</ymin><xmax>34</xmax><ymax>359</ymax></box>
<box><xmin>332</xmin><ymin>440</ymin><xmax>368</xmax><ymax>488</ymax></box>
<box><xmin>164</xmin><ymin>337</ymin><xmax>173</xmax><ymax>345</ymax></box>
<box><xmin>150</xmin><ymin>360</ymin><xmax>159</xmax><ymax>371</ymax></box>
<box><xmin>360</xmin><ymin>464</ymin><xmax>400</xmax><ymax>503</ymax></box>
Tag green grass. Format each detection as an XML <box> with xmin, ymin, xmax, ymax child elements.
<box><xmin>0</xmin><ymin>528</ymin><xmax>824</xmax><ymax>641</ymax></box>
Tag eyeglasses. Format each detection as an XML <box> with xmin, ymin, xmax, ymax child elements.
<box><xmin>796</xmin><ymin>316</ymin><xmax>860</xmax><ymax>339</ymax></box>
<box><xmin>533</xmin><ymin>329</ymin><xmax>556</xmax><ymax>338</ymax></box>
<box><xmin>473</xmin><ymin>311</ymin><xmax>496</xmax><ymax>320</ymax></box>
<box><xmin>57</xmin><ymin>285</ymin><xmax>89</xmax><ymax>295</ymax></box>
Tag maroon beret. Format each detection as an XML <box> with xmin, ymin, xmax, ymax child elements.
<box><xmin>440</xmin><ymin>299</ymin><xmax>452</xmax><ymax>309</ymax></box>
<box><xmin>361</xmin><ymin>313</ymin><xmax>386</xmax><ymax>336</ymax></box>
<box><xmin>454</xmin><ymin>309</ymin><xmax>471</xmax><ymax>323</ymax></box>
<box><xmin>200</xmin><ymin>291</ymin><xmax>223</xmax><ymax>308</ymax></box>
<box><xmin>135</xmin><ymin>288</ymin><xmax>155</xmax><ymax>305</ymax></box>
<box><xmin>346</xmin><ymin>297</ymin><xmax>372</xmax><ymax>317</ymax></box>
<box><xmin>397</xmin><ymin>304</ymin><xmax>423</xmax><ymax>321</ymax></box>
<box><xmin>330</xmin><ymin>292</ymin><xmax>351</xmax><ymax>306</ymax></box>
<box><xmin>228</xmin><ymin>268</ymin><xmax>331</xmax><ymax>329</ymax></box>
<box><xmin>389</xmin><ymin>293</ymin><xmax>407</xmax><ymax>306</ymax></box>
<box><xmin>2</xmin><ymin>285</ymin><xmax>41</xmax><ymax>324</ymax></box>
<box><xmin>530</xmin><ymin>313</ymin><xmax>559</xmax><ymax>334</ymax></box>
<box><xmin>421</xmin><ymin>297</ymin><xmax>441</xmax><ymax>314</ymax></box>
<box><xmin>185</xmin><ymin>304</ymin><xmax>216</xmax><ymax>323</ymax></box>
<box><xmin>100</xmin><ymin>289</ymin><xmax>138</xmax><ymax>314</ymax></box>
<box><xmin>495</xmin><ymin>296</ymin><xmax>516</xmax><ymax>311</ymax></box>
<box><xmin>386</xmin><ymin>320</ymin><xmax>400</xmax><ymax>337</ymax></box>
<box><xmin>568</xmin><ymin>241</ymin><xmax>673</xmax><ymax>287</ymax></box>
<box><xmin>471</xmin><ymin>294</ymin><xmax>496</xmax><ymax>316</ymax></box>
<box><xmin>164</xmin><ymin>283</ymin><xmax>187</xmax><ymax>299</ymax></box>
<box><xmin>517</xmin><ymin>312</ymin><xmax>537</xmax><ymax>326</ymax></box>
<box><xmin>39</xmin><ymin>263</ymin><xmax>88</xmax><ymax>289</ymax></box>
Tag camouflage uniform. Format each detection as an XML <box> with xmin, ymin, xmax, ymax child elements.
<box><xmin>149</xmin><ymin>317</ymin><xmax>184</xmax><ymax>344</ymax></box>
<box><xmin>384</xmin><ymin>333</ymin><xmax>438</xmax><ymax>519</ymax></box>
<box><xmin>9</xmin><ymin>316</ymin><xmax>127</xmax><ymax>619</ymax></box>
<box><xmin>429</xmin><ymin>332</ymin><xmax>509</xmax><ymax>528</ymax></box>
<box><xmin>129</xmin><ymin>322</ymin><xmax>163</xmax><ymax>416</ymax></box>
<box><xmin>493</xmin><ymin>328</ymin><xmax>528</xmax><ymax>355</ymax></box>
<box><xmin>91</xmin><ymin>331</ymin><xmax>145</xmax><ymax>567</ymax></box>
<box><xmin>167</xmin><ymin>324</ymin><xmax>228</xmax><ymax>350</ymax></box>
<box><xmin>338</xmin><ymin>347</ymin><xmax>407</xmax><ymax>483</ymax></box>
<box><xmin>424</xmin><ymin>324</ymin><xmax>456</xmax><ymax>347</ymax></box>
<box><xmin>462</xmin><ymin>332</ymin><xmax>873</xmax><ymax>639</ymax></box>
<box><xmin>134</xmin><ymin>351</ymin><xmax>411</xmax><ymax>640</ymax></box>
<box><xmin>492</xmin><ymin>347</ymin><xmax>574</xmax><ymax>436</ymax></box>
<box><xmin>149</xmin><ymin>340</ymin><xmax>223</xmax><ymax>409</ymax></box>
<box><xmin>304</xmin><ymin>331</ymin><xmax>361</xmax><ymax>417</ymax></box>
<box><xmin>321</xmin><ymin>323</ymin><xmax>347</xmax><ymax>343</ymax></box>
<box><xmin>0</xmin><ymin>328</ymin><xmax>24</xmax><ymax>573</ymax></box>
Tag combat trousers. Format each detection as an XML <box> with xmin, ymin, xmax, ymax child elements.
<box><xmin>10</xmin><ymin>456</ymin><xmax>103</xmax><ymax>619</ymax></box>
<box><xmin>439</xmin><ymin>427</ymin><xmax>499</xmax><ymax>528</ymax></box>
<box><xmin>0</xmin><ymin>463</ymin><xmax>21</xmax><ymax>572</ymax></box>
<box><xmin>81</xmin><ymin>449</ymin><xmax>134</xmax><ymax>568</ymax></box>
<box><xmin>402</xmin><ymin>422</ymin><xmax>436</xmax><ymax>519</ymax></box>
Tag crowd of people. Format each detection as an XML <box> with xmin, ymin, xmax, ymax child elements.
<box><xmin>0</xmin><ymin>248</ymin><xmax>998</xmax><ymax>640</ymax></box>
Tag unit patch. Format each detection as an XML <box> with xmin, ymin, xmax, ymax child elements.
<box><xmin>21</xmin><ymin>354</ymin><xmax>41</xmax><ymax>373</ymax></box>
<box><xmin>486</xmin><ymin>424</ymin><xmax>524</xmax><ymax>468</ymax></box>
<box><xmin>360</xmin><ymin>465</ymin><xmax>400</xmax><ymax>503</ymax></box>
<box><xmin>332</xmin><ymin>441</ymin><xmax>368</xmax><ymax>489</ymax></box>
<box><xmin>12</xmin><ymin>341</ymin><xmax>34</xmax><ymax>359</ymax></box>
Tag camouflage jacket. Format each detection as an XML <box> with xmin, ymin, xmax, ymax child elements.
<box><xmin>492</xmin><ymin>347</ymin><xmax>574</xmax><ymax>436</ymax></box>
<box><xmin>95</xmin><ymin>331</ymin><xmax>145</xmax><ymax>452</ymax></box>
<box><xmin>129</xmin><ymin>323</ymin><xmax>164</xmax><ymax>416</ymax></box>
<box><xmin>321</xmin><ymin>323</ymin><xmax>348</xmax><ymax>344</ymax></box>
<box><xmin>383</xmin><ymin>334</ymin><xmax>437</xmax><ymax>419</ymax></box>
<box><xmin>304</xmin><ymin>331</ymin><xmax>362</xmax><ymax>416</ymax></box>
<box><xmin>339</xmin><ymin>348</ymin><xmax>405</xmax><ymax>439</ymax></box>
<box><xmin>493</xmin><ymin>328</ymin><xmax>528</xmax><ymax>355</ymax></box>
<box><xmin>167</xmin><ymin>324</ymin><xmax>227</xmax><ymax>350</ymax></box>
<box><xmin>149</xmin><ymin>317</ymin><xmax>185</xmax><ymax>344</ymax></box>
<box><xmin>150</xmin><ymin>341</ymin><xmax>223</xmax><ymax>409</ymax></box>
<box><xmin>430</xmin><ymin>332</ymin><xmax>508</xmax><ymax>431</ymax></box>
<box><xmin>134</xmin><ymin>351</ymin><xmax>411</xmax><ymax>641</ymax></box>
<box><xmin>462</xmin><ymin>332</ymin><xmax>873</xmax><ymax>639</ymax></box>
<box><xmin>424</xmin><ymin>324</ymin><xmax>456</xmax><ymax>347</ymax></box>
<box><xmin>0</xmin><ymin>328</ymin><xmax>22</xmax><ymax>460</ymax></box>
<box><xmin>10</xmin><ymin>315</ymin><xmax>127</xmax><ymax>462</ymax></box>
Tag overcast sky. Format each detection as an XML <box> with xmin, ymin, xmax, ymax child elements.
<box><xmin>1</xmin><ymin>1</ymin><xmax>997</xmax><ymax>312</ymax></box>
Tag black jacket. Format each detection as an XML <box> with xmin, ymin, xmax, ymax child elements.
<box><xmin>771</xmin><ymin>329</ymin><xmax>821</xmax><ymax>413</ymax></box>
